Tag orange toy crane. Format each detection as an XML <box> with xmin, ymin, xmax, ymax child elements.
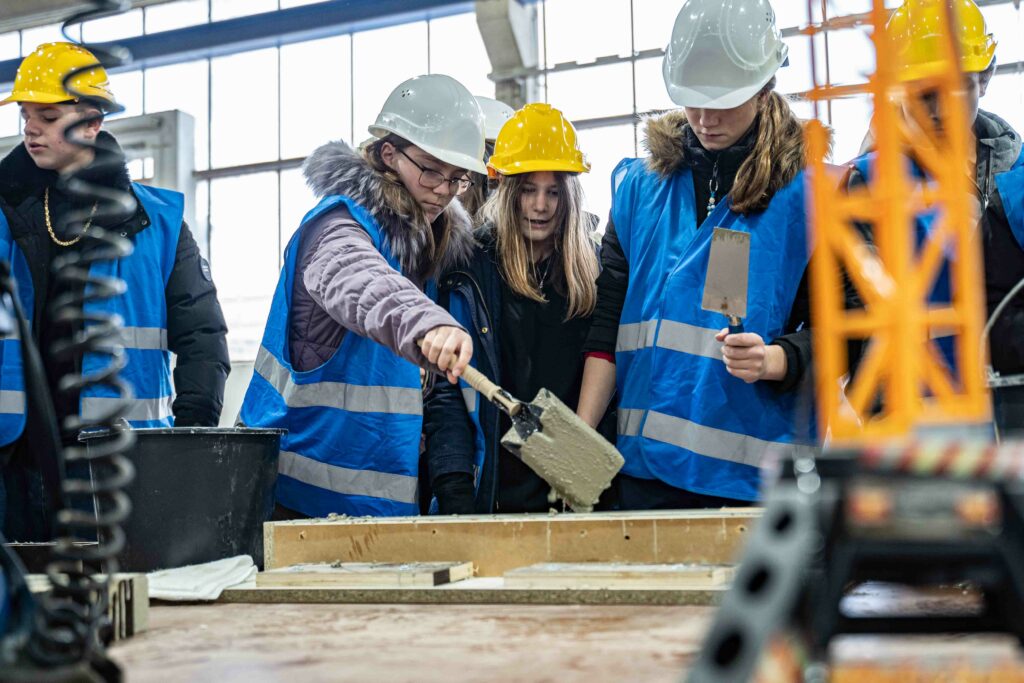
<box><xmin>806</xmin><ymin>0</ymin><xmax>989</xmax><ymax>442</ymax></box>
<box><xmin>687</xmin><ymin>2</ymin><xmax>1024</xmax><ymax>682</ymax></box>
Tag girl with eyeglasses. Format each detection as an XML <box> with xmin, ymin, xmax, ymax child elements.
<box><xmin>423</xmin><ymin>103</ymin><xmax>614</xmax><ymax>514</ymax></box>
<box><xmin>240</xmin><ymin>74</ymin><xmax>485</xmax><ymax>519</ymax></box>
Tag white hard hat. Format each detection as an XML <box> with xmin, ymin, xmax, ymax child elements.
<box><xmin>663</xmin><ymin>0</ymin><xmax>789</xmax><ymax>110</ymax></box>
<box><xmin>369</xmin><ymin>74</ymin><xmax>487</xmax><ymax>175</ymax></box>
<box><xmin>474</xmin><ymin>96</ymin><xmax>515</xmax><ymax>141</ymax></box>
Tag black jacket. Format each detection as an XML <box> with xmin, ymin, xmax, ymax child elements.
<box><xmin>0</xmin><ymin>133</ymin><xmax>230</xmax><ymax>438</ymax></box>
<box><xmin>423</xmin><ymin>227</ymin><xmax>614</xmax><ymax>514</ymax></box>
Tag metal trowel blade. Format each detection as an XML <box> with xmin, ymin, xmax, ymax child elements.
<box><xmin>701</xmin><ymin>227</ymin><xmax>750</xmax><ymax>320</ymax></box>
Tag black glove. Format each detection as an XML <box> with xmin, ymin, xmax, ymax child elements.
<box><xmin>433</xmin><ymin>472</ymin><xmax>476</xmax><ymax>515</ymax></box>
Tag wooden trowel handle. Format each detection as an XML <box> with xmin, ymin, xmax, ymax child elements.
<box><xmin>460</xmin><ymin>365</ymin><xmax>520</xmax><ymax>416</ymax></box>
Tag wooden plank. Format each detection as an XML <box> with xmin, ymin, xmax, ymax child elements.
<box><xmin>503</xmin><ymin>563</ymin><xmax>736</xmax><ymax>590</ymax></box>
<box><xmin>256</xmin><ymin>561</ymin><xmax>474</xmax><ymax>588</ymax></box>
<box><xmin>221</xmin><ymin>577</ymin><xmax>728</xmax><ymax>606</ymax></box>
<box><xmin>27</xmin><ymin>573</ymin><xmax>149</xmax><ymax>641</ymax></box>
<box><xmin>263</xmin><ymin>509</ymin><xmax>759</xmax><ymax>576</ymax></box>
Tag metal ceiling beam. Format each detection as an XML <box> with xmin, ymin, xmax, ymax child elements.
<box><xmin>0</xmin><ymin>0</ymin><xmax>175</xmax><ymax>35</ymax></box>
<box><xmin>0</xmin><ymin>0</ymin><xmax>474</xmax><ymax>90</ymax></box>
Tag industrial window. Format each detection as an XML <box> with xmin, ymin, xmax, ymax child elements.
<box><xmin>81</xmin><ymin>9</ymin><xmax>144</xmax><ymax>43</ymax></box>
<box><xmin>351</xmin><ymin>22</ymin><xmax>429</xmax><ymax>145</ymax></box>
<box><xmin>210</xmin><ymin>0</ymin><xmax>278</xmax><ymax>22</ymax></box>
<box><xmin>543</xmin><ymin>0</ymin><xmax>632</xmax><ymax>67</ymax></box>
<box><xmin>211</xmin><ymin>48</ymin><xmax>280</xmax><ymax>168</ymax></box>
<box><xmin>209</xmin><ymin>172</ymin><xmax>280</xmax><ymax>360</ymax></box>
<box><xmin>428</xmin><ymin>13</ymin><xmax>493</xmax><ymax>99</ymax></box>
<box><xmin>279</xmin><ymin>167</ymin><xmax>316</xmax><ymax>259</ymax></box>
<box><xmin>144</xmin><ymin>0</ymin><xmax>209</xmax><ymax>33</ymax></box>
<box><xmin>546</xmin><ymin>63</ymin><xmax>633</xmax><ymax>122</ymax></box>
<box><xmin>144</xmin><ymin>61</ymin><xmax>211</xmax><ymax>171</ymax></box>
<box><xmin>576</xmin><ymin>123</ymin><xmax>637</xmax><ymax>223</ymax></box>
<box><xmin>279</xmin><ymin>36</ymin><xmax>352</xmax><ymax>161</ymax></box>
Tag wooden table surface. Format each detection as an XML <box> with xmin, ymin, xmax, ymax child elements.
<box><xmin>110</xmin><ymin>585</ymin><xmax>1024</xmax><ymax>682</ymax></box>
<box><xmin>111</xmin><ymin>603</ymin><xmax>711</xmax><ymax>683</ymax></box>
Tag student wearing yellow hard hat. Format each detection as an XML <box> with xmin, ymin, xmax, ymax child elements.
<box><xmin>423</xmin><ymin>102</ymin><xmax>613</xmax><ymax>514</ymax></box>
<box><xmin>0</xmin><ymin>43</ymin><xmax>229</xmax><ymax>540</ymax></box>
<box><xmin>849</xmin><ymin>0</ymin><xmax>1024</xmax><ymax>433</ymax></box>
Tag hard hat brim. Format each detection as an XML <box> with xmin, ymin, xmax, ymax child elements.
<box><xmin>369</xmin><ymin>123</ymin><xmax>487</xmax><ymax>175</ymax></box>
<box><xmin>666</xmin><ymin>75</ymin><xmax>776</xmax><ymax>110</ymax></box>
<box><xmin>488</xmin><ymin>159</ymin><xmax>591</xmax><ymax>176</ymax></box>
<box><xmin>0</xmin><ymin>91</ymin><xmax>78</xmax><ymax>106</ymax></box>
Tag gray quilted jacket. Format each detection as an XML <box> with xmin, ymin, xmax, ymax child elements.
<box><xmin>288</xmin><ymin>140</ymin><xmax>474</xmax><ymax>372</ymax></box>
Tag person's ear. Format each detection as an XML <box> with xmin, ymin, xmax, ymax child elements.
<box><xmin>84</xmin><ymin>114</ymin><xmax>102</xmax><ymax>139</ymax></box>
<box><xmin>379</xmin><ymin>142</ymin><xmax>396</xmax><ymax>170</ymax></box>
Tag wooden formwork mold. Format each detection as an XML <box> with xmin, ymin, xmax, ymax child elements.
<box><xmin>263</xmin><ymin>509</ymin><xmax>760</xmax><ymax>577</ymax></box>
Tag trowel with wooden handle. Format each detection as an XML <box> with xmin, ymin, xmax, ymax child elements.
<box><xmin>701</xmin><ymin>227</ymin><xmax>751</xmax><ymax>334</ymax></box>
<box><xmin>455</xmin><ymin>365</ymin><xmax>624</xmax><ymax>512</ymax></box>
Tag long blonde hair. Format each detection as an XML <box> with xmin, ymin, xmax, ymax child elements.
<box><xmin>481</xmin><ymin>172</ymin><xmax>598</xmax><ymax>320</ymax></box>
<box><xmin>730</xmin><ymin>77</ymin><xmax>808</xmax><ymax>215</ymax></box>
<box><xmin>362</xmin><ymin>133</ymin><xmax>457</xmax><ymax>280</ymax></box>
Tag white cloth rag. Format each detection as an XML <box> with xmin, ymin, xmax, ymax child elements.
<box><xmin>148</xmin><ymin>555</ymin><xmax>257</xmax><ymax>601</ymax></box>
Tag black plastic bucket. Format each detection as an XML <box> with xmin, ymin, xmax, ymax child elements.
<box><xmin>82</xmin><ymin>427</ymin><xmax>282</xmax><ymax>572</ymax></box>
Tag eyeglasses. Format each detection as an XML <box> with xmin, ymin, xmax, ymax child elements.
<box><xmin>397</xmin><ymin>148</ymin><xmax>473</xmax><ymax>196</ymax></box>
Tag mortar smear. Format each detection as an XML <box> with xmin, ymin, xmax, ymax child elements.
<box><xmin>501</xmin><ymin>389</ymin><xmax>624</xmax><ymax>512</ymax></box>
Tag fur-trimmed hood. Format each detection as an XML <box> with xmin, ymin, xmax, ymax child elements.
<box><xmin>302</xmin><ymin>139</ymin><xmax>474</xmax><ymax>278</ymax></box>
<box><xmin>642</xmin><ymin>110</ymin><xmax>693</xmax><ymax>179</ymax></box>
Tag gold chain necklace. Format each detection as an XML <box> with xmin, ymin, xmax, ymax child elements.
<box><xmin>44</xmin><ymin>187</ymin><xmax>98</xmax><ymax>247</ymax></box>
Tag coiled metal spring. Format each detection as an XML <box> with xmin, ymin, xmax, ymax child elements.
<box><xmin>25</xmin><ymin>2</ymin><xmax>137</xmax><ymax>678</ymax></box>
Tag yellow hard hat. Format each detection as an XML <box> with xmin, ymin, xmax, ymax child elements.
<box><xmin>1</xmin><ymin>42</ymin><xmax>116</xmax><ymax>108</ymax></box>
<box><xmin>487</xmin><ymin>103</ymin><xmax>591</xmax><ymax>176</ymax></box>
<box><xmin>887</xmin><ymin>0</ymin><xmax>996</xmax><ymax>81</ymax></box>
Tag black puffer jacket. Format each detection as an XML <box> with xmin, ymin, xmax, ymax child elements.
<box><xmin>424</xmin><ymin>226</ymin><xmax>615</xmax><ymax>514</ymax></box>
<box><xmin>0</xmin><ymin>132</ymin><xmax>230</xmax><ymax>438</ymax></box>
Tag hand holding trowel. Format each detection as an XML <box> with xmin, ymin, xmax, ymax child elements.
<box><xmin>455</xmin><ymin>365</ymin><xmax>624</xmax><ymax>512</ymax></box>
<box><xmin>701</xmin><ymin>227</ymin><xmax>750</xmax><ymax>334</ymax></box>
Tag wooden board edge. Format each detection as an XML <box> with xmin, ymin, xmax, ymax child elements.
<box><xmin>218</xmin><ymin>585</ymin><xmax>727</xmax><ymax>607</ymax></box>
<box><xmin>256</xmin><ymin>561</ymin><xmax>476</xmax><ymax>589</ymax></box>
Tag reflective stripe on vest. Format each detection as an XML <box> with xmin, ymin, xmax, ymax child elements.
<box><xmin>279</xmin><ymin>450</ymin><xmax>418</xmax><ymax>505</ymax></box>
<box><xmin>611</xmin><ymin>155</ymin><xmax>812</xmax><ymax>501</ymax></box>
<box><xmin>996</xmin><ymin>164</ymin><xmax>1024</xmax><ymax>251</ymax></box>
<box><xmin>0</xmin><ymin>183</ymin><xmax>180</xmax><ymax>445</ymax></box>
<box><xmin>0</xmin><ymin>390</ymin><xmax>25</xmax><ymax>414</ymax></box>
<box><xmin>254</xmin><ymin>346</ymin><xmax>422</xmax><ymax>415</ymax></box>
<box><xmin>617</xmin><ymin>319</ymin><xmax>721</xmax><ymax>360</ymax></box>
<box><xmin>618</xmin><ymin>408</ymin><xmax>818</xmax><ymax>468</ymax></box>
<box><xmin>239</xmin><ymin>194</ymin><xmax>424</xmax><ymax>518</ymax></box>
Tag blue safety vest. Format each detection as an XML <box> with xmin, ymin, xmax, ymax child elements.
<box><xmin>240</xmin><ymin>195</ymin><xmax>424</xmax><ymax>518</ymax></box>
<box><xmin>611</xmin><ymin>157</ymin><xmax>815</xmax><ymax>502</ymax></box>
<box><xmin>996</xmin><ymin>164</ymin><xmax>1024</xmax><ymax>251</ymax></box>
<box><xmin>0</xmin><ymin>183</ymin><xmax>182</xmax><ymax>447</ymax></box>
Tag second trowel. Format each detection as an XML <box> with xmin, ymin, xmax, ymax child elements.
<box><xmin>701</xmin><ymin>227</ymin><xmax>751</xmax><ymax>334</ymax></box>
